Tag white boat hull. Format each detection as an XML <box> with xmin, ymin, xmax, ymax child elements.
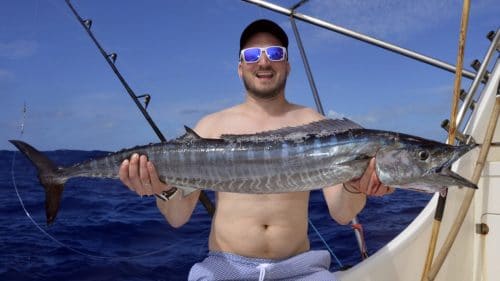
<box><xmin>337</xmin><ymin>59</ymin><xmax>500</xmax><ymax>281</ymax></box>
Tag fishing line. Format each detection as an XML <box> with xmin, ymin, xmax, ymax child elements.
<box><xmin>308</xmin><ymin>218</ymin><xmax>343</xmax><ymax>269</ymax></box>
<box><xmin>46</xmin><ymin>0</ymin><xmax>75</xmax><ymax>21</ymax></box>
<box><xmin>10</xmin><ymin>103</ymin><xmax>172</xmax><ymax>260</ymax></box>
<box><xmin>11</xmin><ymin>1</ymin><xmax>205</xmax><ymax>262</ymax></box>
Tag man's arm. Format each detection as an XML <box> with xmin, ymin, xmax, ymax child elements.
<box><xmin>323</xmin><ymin>158</ymin><xmax>394</xmax><ymax>225</ymax></box>
<box><xmin>323</xmin><ymin>183</ymin><xmax>367</xmax><ymax>225</ymax></box>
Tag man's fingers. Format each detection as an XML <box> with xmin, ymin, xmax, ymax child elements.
<box><xmin>364</xmin><ymin>158</ymin><xmax>386</xmax><ymax>196</ymax></box>
<box><xmin>369</xmin><ymin>172</ymin><xmax>382</xmax><ymax>195</ymax></box>
<box><xmin>359</xmin><ymin>158</ymin><xmax>375</xmax><ymax>193</ymax></box>
<box><xmin>139</xmin><ymin>155</ymin><xmax>154</xmax><ymax>195</ymax></box>
<box><xmin>369</xmin><ymin>171</ymin><xmax>394</xmax><ymax>196</ymax></box>
<box><xmin>147</xmin><ymin>162</ymin><xmax>167</xmax><ymax>192</ymax></box>
<box><xmin>129</xmin><ymin>153</ymin><xmax>147</xmax><ymax>195</ymax></box>
<box><xmin>119</xmin><ymin>159</ymin><xmax>132</xmax><ymax>188</ymax></box>
<box><xmin>350</xmin><ymin>158</ymin><xmax>394</xmax><ymax>197</ymax></box>
<box><xmin>147</xmin><ymin>161</ymin><xmax>159</xmax><ymax>182</ymax></box>
<box><xmin>128</xmin><ymin>154</ymin><xmax>140</xmax><ymax>181</ymax></box>
<box><xmin>118</xmin><ymin>154</ymin><xmax>163</xmax><ymax>197</ymax></box>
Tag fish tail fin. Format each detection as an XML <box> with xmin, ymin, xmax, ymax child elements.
<box><xmin>9</xmin><ymin>140</ymin><xmax>66</xmax><ymax>225</ymax></box>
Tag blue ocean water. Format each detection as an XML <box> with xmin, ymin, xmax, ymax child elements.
<box><xmin>0</xmin><ymin>150</ymin><xmax>431</xmax><ymax>281</ymax></box>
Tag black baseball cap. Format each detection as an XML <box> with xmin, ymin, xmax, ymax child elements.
<box><xmin>239</xmin><ymin>19</ymin><xmax>289</xmax><ymax>53</ymax></box>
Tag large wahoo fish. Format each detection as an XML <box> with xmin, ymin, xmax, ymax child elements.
<box><xmin>10</xmin><ymin>118</ymin><xmax>476</xmax><ymax>225</ymax></box>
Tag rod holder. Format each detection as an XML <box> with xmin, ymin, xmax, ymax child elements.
<box><xmin>470</xmin><ymin>60</ymin><xmax>481</xmax><ymax>72</ymax></box>
<box><xmin>441</xmin><ymin>119</ymin><xmax>471</xmax><ymax>144</ymax></box>
<box><xmin>487</xmin><ymin>31</ymin><xmax>499</xmax><ymax>53</ymax></box>
<box><xmin>486</xmin><ymin>30</ymin><xmax>495</xmax><ymax>41</ymax></box>
<box><xmin>459</xmin><ymin>89</ymin><xmax>467</xmax><ymax>100</ymax></box>
<box><xmin>459</xmin><ymin>89</ymin><xmax>476</xmax><ymax>110</ymax></box>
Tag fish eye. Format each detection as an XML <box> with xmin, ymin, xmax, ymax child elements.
<box><xmin>418</xmin><ymin>150</ymin><xmax>429</xmax><ymax>161</ymax></box>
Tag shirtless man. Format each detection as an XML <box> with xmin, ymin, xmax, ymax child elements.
<box><xmin>119</xmin><ymin>19</ymin><xmax>393</xmax><ymax>280</ymax></box>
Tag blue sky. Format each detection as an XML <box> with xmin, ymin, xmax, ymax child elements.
<box><xmin>1</xmin><ymin>0</ymin><xmax>498</xmax><ymax>151</ymax></box>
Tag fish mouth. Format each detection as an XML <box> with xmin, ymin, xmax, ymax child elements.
<box><xmin>434</xmin><ymin>143</ymin><xmax>478</xmax><ymax>189</ymax></box>
<box><xmin>437</xmin><ymin>167</ymin><xmax>478</xmax><ymax>189</ymax></box>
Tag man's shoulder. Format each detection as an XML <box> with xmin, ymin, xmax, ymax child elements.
<box><xmin>194</xmin><ymin>103</ymin><xmax>326</xmax><ymax>138</ymax></box>
<box><xmin>288</xmin><ymin>104</ymin><xmax>325</xmax><ymax>124</ymax></box>
<box><xmin>289</xmin><ymin>104</ymin><xmax>319</xmax><ymax>114</ymax></box>
<box><xmin>194</xmin><ymin>106</ymin><xmax>243</xmax><ymax>138</ymax></box>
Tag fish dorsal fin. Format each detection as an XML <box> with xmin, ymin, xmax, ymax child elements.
<box><xmin>175</xmin><ymin>126</ymin><xmax>203</xmax><ymax>142</ymax></box>
<box><xmin>220</xmin><ymin>118</ymin><xmax>363</xmax><ymax>143</ymax></box>
<box><xmin>184</xmin><ymin>126</ymin><xmax>202</xmax><ymax>138</ymax></box>
<box><xmin>316</xmin><ymin>117</ymin><xmax>363</xmax><ymax>132</ymax></box>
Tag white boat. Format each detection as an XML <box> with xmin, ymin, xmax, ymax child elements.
<box><xmin>244</xmin><ymin>1</ymin><xmax>500</xmax><ymax>280</ymax></box>
<box><xmin>337</xmin><ymin>37</ymin><xmax>500</xmax><ymax>281</ymax></box>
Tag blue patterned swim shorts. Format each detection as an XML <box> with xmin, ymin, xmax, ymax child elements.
<box><xmin>188</xmin><ymin>250</ymin><xmax>337</xmax><ymax>281</ymax></box>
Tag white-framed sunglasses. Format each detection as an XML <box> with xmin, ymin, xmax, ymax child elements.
<box><xmin>240</xmin><ymin>46</ymin><xmax>287</xmax><ymax>63</ymax></box>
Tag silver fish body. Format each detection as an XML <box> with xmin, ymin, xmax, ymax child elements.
<box><xmin>10</xmin><ymin>118</ymin><xmax>476</xmax><ymax>224</ymax></box>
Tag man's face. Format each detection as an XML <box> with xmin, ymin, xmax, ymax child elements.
<box><xmin>238</xmin><ymin>32</ymin><xmax>290</xmax><ymax>99</ymax></box>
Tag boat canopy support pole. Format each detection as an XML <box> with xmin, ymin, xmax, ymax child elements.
<box><xmin>64</xmin><ymin>0</ymin><xmax>215</xmax><ymax>216</ymax></box>
<box><xmin>242</xmin><ymin>0</ymin><xmax>477</xmax><ymax>80</ymax></box>
<box><xmin>289</xmin><ymin>12</ymin><xmax>323</xmax><ymax>115</ymax></box>
<box><xmin>288</xmin><ymin>1</ymin><xmax>368</xmax><ymax>261</ymax></box>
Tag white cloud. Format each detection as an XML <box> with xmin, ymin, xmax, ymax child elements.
<box><xmin>301</xmin><ymin>0</ymin><xmax>460</xmax><ymax>43</ymax></box>
<box><xmin>0</xmin><ymin>40</ymin><xmax>38</xmax><ymax>59</ymax></box>
<box><xmin>326</xmin><ymin>110</ymin><xmax>347</xmax><ymax>120</ymax></box>
<box><xmin>324</xmin><ymin>82</ymin><xmax>454</xmax><ymax>134</ymax></box>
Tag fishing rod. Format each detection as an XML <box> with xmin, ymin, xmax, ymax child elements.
<box><xmin>64</xmin><ymin>0</ymin><xmax>215</xmax><ymax>216</ymax></box>
<box><xmin>420</xmin><ymin>1</ymin><xmax>471</xmax><ymax>278</ymax></box>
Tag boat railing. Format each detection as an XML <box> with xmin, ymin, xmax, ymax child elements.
<box><xmin>456</xmin><ymin>29</ymin><xmax>500</xmax><ymax>132</ymax></box>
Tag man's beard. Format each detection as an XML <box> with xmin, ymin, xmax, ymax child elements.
<box><xmin>242</xmin><ymin>71</ymin><xmax>287</xmax><ymax>99</ymax></box>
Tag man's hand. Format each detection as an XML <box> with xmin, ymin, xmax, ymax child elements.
<box><xmin>346</xmin><ymin>158</ymin><xmax>395</xmax><ymax>196</ymax></box>
<box><xmin>119</xmin><ymin>154</ymin><xmax>172</xmax><ymax>197</ymax></box>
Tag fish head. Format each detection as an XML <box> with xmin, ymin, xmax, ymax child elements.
<box><xmin>375</xmin><ymin>136</ymin><xmax>477</xmax><ymax>192</ymax></box>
